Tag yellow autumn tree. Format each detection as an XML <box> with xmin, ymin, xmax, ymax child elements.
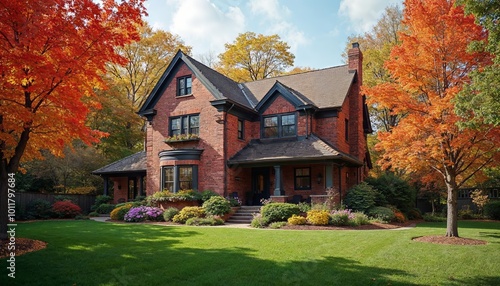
<box><xmin>363</xmin><ymin>0</ymin><xmax>500</xmax><ymax>237</ymax></box>
<box><xmin>217</xmin><ymin>32</ymin><xmax>295</xmax><ymax>82</ymax></box>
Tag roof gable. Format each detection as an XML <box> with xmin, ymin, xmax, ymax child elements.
<box><xmin>255</xmin><ymin>81</ymin><xmax>315</xmax><ymax>113</ymax></box>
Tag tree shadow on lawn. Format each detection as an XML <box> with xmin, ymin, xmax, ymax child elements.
<box><xmin>5</xmin><ymin>221</ymin><xmax>419</xmax><ymax>286</ymax></box>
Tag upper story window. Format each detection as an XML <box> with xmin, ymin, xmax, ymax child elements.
<box><xmin>170</xmin><ymin>114</ymin><xmax>199</xmax><ymax>136</ymax></box>
<box><xmin>263</xmin><ymin>113</ymin><xmax>296</xmax><ymax>138</ymax></box>
<box><xmin>237</xmin><ymin>119</ymin><xmax>244</xmax><ymax>140</ymax></box>
<box><xmin>177</xmin><ymin>75</ymin><xmax>192</xmax><ymax>96</ymax></box>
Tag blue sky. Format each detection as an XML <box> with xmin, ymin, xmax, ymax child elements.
<box><xmin>144</xmin><ymin>0</ymin><xmax>402</xmax><ymax>69</ymax></box>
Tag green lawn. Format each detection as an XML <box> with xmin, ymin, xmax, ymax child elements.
<box><xmin>2</xmin><ymin>220</ymin><xmax>500</xmax><ymax>286</ymax></box>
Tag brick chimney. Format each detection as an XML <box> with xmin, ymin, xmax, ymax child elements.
<box><xmin>348</xmin><ymin>42</ymin><xmax>362</xmax><ymax>85</ymax></box>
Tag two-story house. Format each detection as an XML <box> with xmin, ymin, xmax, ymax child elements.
<box><xmin>93</xmin><ymin>43</ymin><xmax>372</xmax><ymax>205</ymax></box>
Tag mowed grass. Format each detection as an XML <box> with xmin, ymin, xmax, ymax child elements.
<box><xmin>2</xmin><ymin>220</ymin><xmax>500</xmax><ymax>286</ymax></box>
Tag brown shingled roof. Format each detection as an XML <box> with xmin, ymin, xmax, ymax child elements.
<box><xmin>227</xmin><ymin>134</ymin><xmax>362</xmax><ymax>166</ymax></box>
<box><xmin>92</xmin><ymin>151</ymin><xmax>146</xmax><ymax>175</ymax></box>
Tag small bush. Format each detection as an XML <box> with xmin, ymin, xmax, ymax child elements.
<box><xmin>110</xmin><ymin>203</ymin><xmax>134</xmax><ymax>221</ymax></box>
<box><xmin>297</xmin><ymin>202</ymin><xmax>311</xmax><ymax>213</ymax></box>
<box><xmin>330</xmin><ymin>209</ymin><xmax>355</xmax><ymax>226</ymax></box>
<box><xmin>124</xmin><ymin>206</ymin><xmax>164</xmax><ymax>222</ymax></box>
<box><xmin>90</xmin><ymin>195</ymin><xmax>113</xmax><ymax>211</ymax></box>
<box><xmin>74</xmin><ymin>215</ymin><xmax>89</xmax><ymax>220</ymax></box>
<box><xmin>307</xmin><ymin>210</ymin><xmax>330</xmax><ymax>226</ymax></box>
<box><xmin>393</xmin><ymin>210</ymin><xmax>406</xmax><ymax>223</ymax></box>
<box><xmin>163</xmin><ymin>207</ymin><xmax>179</xmax><ymax>222</ymax></box>
<box><xmin>200</xmin><ymin>190</ymin><xmax>220</xmax><ymax>201</ymax></box>
<box><xmin>88</xmin><ymin>212</ymin><xmax>100</xmax><ymax>217</ymax></box>
<box><xmin>458</xmin><ymin>206</ymin><xmax>474</xmax><ymax>220</ymax></box>
<box><xmin>172</xmin><ymin>207</ymin><xmax>205</xmax><ymax>224</ymax></box>
<box><xmin>269</xmin><ymin>221</ymin><xmax>287</xmax><ymax>229</ymax></box>
<box><xmin>186</xmin><ymin>217</ymin><xmax>224</xmax><ymax>226</ymax></box>
<box><xmin>52</xmin><ymin>201</ymin><xmax>82</xmax><ymax>218</ymax></box>
<box><xmin>406</xmin><ymin>208</ymin><xmax>422</xmax><ymax>220</ymax></box>
<box><xmin>95</xmin><ymin>203</ymin><xmax>116</xmax><ymax>214</ymax></box>
<box><xmin>261</xmin><ymin>203</ymin><xmax>301</xmax><ymax>223</ymax></box>
<box><xmin>350</xmin><ymin>212</ymin><xmax>370</xmax><ymax>226</ymax></box>
<box><xmin>368</xmin><ymin>207</ymin><xmax>395</xmax><ymax>222</ymax></box>
<box><xmin>25</xmin><ymin>199</ymin><xmax>53</xmax><ymax>219</ymax></box>
<box><xmin>484</xmin><ymin>201</ymin><xmax>500</xmax><ymax>220</ymax></box>
<box><xmin>202</xmin><ymin>196</ymin><xmax>231</xmax><ymax>216</ymax></box>
<box><xmin>423</xmin><ymin>214</ymin><xmax>447</xmax><ymax>222</ymax></box>
<box><xmin>344</xmin><ymin>182</ymin><xmax>377</xmax><ymax>213</ymax></box>
<box><xmin>250</xmin><ymin>213</ymin><xmax>268</xmax><ymax>228</ymax></box>
<box><xmin>287</xmin><ymin>214</ymin><xmax>307</xmax><ymax>225</ymax></box>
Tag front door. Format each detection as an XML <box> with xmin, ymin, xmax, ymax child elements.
<box><xmin>251</xmin><ymin>168</ymin><xmax>270</xmax><ymax>205</ymax></box>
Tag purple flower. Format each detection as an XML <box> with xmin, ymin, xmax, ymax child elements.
<box><xmin>125</xmin><ymin>206</ymin><xmax>164</xmax><ymax>222</ymax></box>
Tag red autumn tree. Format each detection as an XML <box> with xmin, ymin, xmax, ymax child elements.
<box><xmin>363</xmin><ymin>0</ymin><xmax>500</xmax><ymax>237</ymax></box>
<box><xmin>0</xmin><ymin>0</ymin><xmax>146</xmax><ymax>239</ymax></box>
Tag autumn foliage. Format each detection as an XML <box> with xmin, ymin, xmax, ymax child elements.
<box><xmin>0</xmin><ymin>0</ymin><xmax>146</xmax><ymax>238</ymax></box>
<box><xmin>363</xmin><ymin>0</ymin><xmax>500</xmax><ymax>237</ymax></box>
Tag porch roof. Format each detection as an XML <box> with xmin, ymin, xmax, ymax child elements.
<box><xmin>92</xmin><ymin>151</ymin><xmax>146</xmax><ymax>176</ymax></box>
<box><xmin>227</xmin><ymin>135</ymin><xmax>363</xmax><ymax>167</ymax></box>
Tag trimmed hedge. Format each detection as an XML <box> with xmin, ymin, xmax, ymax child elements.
<box><xmin>202</xmin><ymin>196</ymin><xmax>231</xmax><ymax>216</ymax></box>
<box><xmin>261</xmin><ymin>203</ymin><xmax>300</xmax><ymax>223</ymax></box>
<box><xmin>344</xmin><ymin>182</ymin><xmax>377</xmax><ymax>213</ymax></box>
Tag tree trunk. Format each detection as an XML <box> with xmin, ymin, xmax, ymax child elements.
<box><xmin>445</xmin><ymin>179</ymin><xmax>459</xmax><ymax>237</ymax></box>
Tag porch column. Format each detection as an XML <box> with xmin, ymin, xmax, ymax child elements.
<box><xmin>103</xmin><ymin>176</ymin><xmax>109</xmax><ymax>196</ymax></box>
<box><xmin>273</xmin><ymin>165</ymin><xmax>282</xmax><ymax>196</ymax></box>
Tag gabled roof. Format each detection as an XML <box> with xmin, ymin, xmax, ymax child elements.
<box><xmin>92</xmin><ymin>151</ymin><xmax>146</xmax><ymax>176</ymax></box>
<box><xmin>255</xmin><ymin>81</ymin><xmax>315</xmax><ymax>112</ymax></box>
<box><xmin>244</xmin><ymin>66</ymin><xmax>355</xmax><ymax>109</ymax></box>
<box><xmin>138</xmin><ymin>51</ymin><xmax>356</xmax><ymax>117</ymax></box>
<box><xmin>227</xmin><ymin>134</ymin><xmax>363</xmax><ymax>167</ymax></box>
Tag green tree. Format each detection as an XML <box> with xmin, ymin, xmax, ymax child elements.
<box><xmin>455</xmin><ymin>0</ymin><xmax>500</xmax><ymax>127</ymax></box>
<box><xmin>217</xmin><ymin>32</ymin><xmax>295</xmax><ymax>82</ymax></box>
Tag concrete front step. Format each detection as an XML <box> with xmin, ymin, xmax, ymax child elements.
<box><xmin>226</xmin><ymin>206</ymin><xmax>261</xmax><ymax>224</ymax></box>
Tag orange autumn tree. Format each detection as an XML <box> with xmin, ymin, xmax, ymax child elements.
<box><xmin>363</xmin><ymin>0</ymin><xmax>500</xmax><ymax>237</ymax></box>
<box><xmin>0</xmin><ymin>0</ymin><xmax>146</xmax><ymax>239</ymax></box>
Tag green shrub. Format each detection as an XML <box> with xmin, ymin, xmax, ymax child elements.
<box><xmin>365</xmin><ymin>173</ymin><xmax>415</xmax><ymax>213</ymax></box>
<box><xmin>458</xmin><ymin>206</ymin><xmax>474</xmax><ymax>220</ymax></box>
<box><xmin>163</xmin><ymin>207</ymin><xmax>179</xmax><ymax>222</ymax></box>
<box><xmin>172</xmin><ymin>207</ymin><xmax>205</xmax><ymax>224</ymax></box>
<box><xmin>52</xmin><ymin>201</ymin><xmax>82</xmax><ymax>218</ymax></box>
<box><xmin>88</xmin><ymin>211</ymin><xmax>100</xmax><ymax>217</ymax></box>
<box><xmin>350</xmin><ymin>212</ymin><xmax>370</xmax><ymax>226</ymax></box>
<box><xmin>306</xmin><ymin>210</ymin><xmax>330</xmax><ymax>226</ymax></box>
<box><xmin>185</xmin><ymin>217</ymin><xmax>224</xmax><ymax>226</ymax></box>
<box><xmin>287</xmin><ymin>214</ymin><xmax>307</xmax><ymax>225</ymax></box>
<box><xmin>344</xmin><ymin>182</ymin><xmax>377</xmax><ymax>213</ymax></box>
<box><xmin>329</xmin><ymin>209</ymin><xmax>354</xmax><ymax>226</ymax></box>
<box><xmin>484</xmin><ymin>201</ymin><xmax>500</xmax><ymax>220</ymax></box>
<box><xmin>147</xmin><ymin>190</ymin><xmax>200</xmax><ymax>204</ymax></box>
<box><xmin>261</xmin><ymin>203</ymin><xmax>301</xmax><ymax>223</ymax></box>
<box><xmin>297</xmin><ymin>202</ymin><xmax>311</xmax><ymax>213</ymax></box>
<box><xmin>74</xmin><ymin>215</ymin><xmax>89</xmax><ymax>220</ymax></box>
<box><xmin>91</xmin><ymin>195</ymin><xmax>113</xmax><ymax>211</ymax></box>
<box><xmin>110</xmin><ymin>203</ymin><xmax>134</xmax><ymax>221</ymax></box>
<box><xmin>406</xmin><ymin>208</ymin><xmax>422</xmax><ymax>220</ymax></box>
<box><xmin>95</xmin><ymin>203</ymin><xmax>116</xmax><ymax>214</ymax></box>
<box><xmin>26</xmin><ymin>199</ymin><xmax>53</xmax><ymax>219</ymax></box>
<box><xmin>202</xmin><ymin>196</ymin><xmax>231</xmax><ymax>216</ymax></box>
<box><xmin>269</xmin><ymin>221</ymin><xmax>287</xmax><ymax>229</ymax></box>
<box><xmin>200</xmin><ymin>190</ymin><xmax>219</xmax><ymax>201</ymax></box>
<box><xmin>423</xmin><ymin>214</ymin><xmax>447</xmax><ymax>222</ymax></box>
<box><xmin>250</xmin><ymin>214</ymin><xmax>268</xmax><ymax>228</ymax></box>
<box><xmin>368</xmin><ymin>206</ymin><xmax>395</xmax><ymax>222</ymax></box>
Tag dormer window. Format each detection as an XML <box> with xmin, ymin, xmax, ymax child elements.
<box><xmin>177</xmin><ymin>75</ymin><xmax>192</xmax><ymax>96</ymax></box>
<box><xmin>262</xmin><ymin>113</ymin><xmax>296</xmax><ymax>138</ymax></box>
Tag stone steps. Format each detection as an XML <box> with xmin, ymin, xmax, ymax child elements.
<box><xmin>226</xmin><ymin>206</ymin><xmax>261</xmax><ymax>224</ymax></box>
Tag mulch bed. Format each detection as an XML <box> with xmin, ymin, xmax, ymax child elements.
<box><xmin>412</xmin><ymin>235</ymin><xmax>487</xmax><ymax>245</ymax></box>
<box><xmin>0</xmin><ymin>238</ymin><xmax>47</xmax><ymax>259</ymax></box>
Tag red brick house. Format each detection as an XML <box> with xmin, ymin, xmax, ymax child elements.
<box><xmin>94</xmin><ymin>43</ymin><xmax>372</xmax><ymax>205</ymax></box>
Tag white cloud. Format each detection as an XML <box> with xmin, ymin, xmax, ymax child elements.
<box><xmin>338</xmin><ymin>0</ymin><xmax>402</xmax><ymax>33</ymax></box>
<box><xmin>169</xmin><ymin>0</ymin><xmax>245</xmax><ymax>56</ymax></box>
<box><xmin>248</xmin><ymin>0</ymin><xmax>308</xmax><ymax>55</ymax></box>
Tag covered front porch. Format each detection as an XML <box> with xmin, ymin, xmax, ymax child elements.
<box><xmin>227</xmin><ymin>135</ymin><xmax>364</xmax><ymax>206</ymax></box>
